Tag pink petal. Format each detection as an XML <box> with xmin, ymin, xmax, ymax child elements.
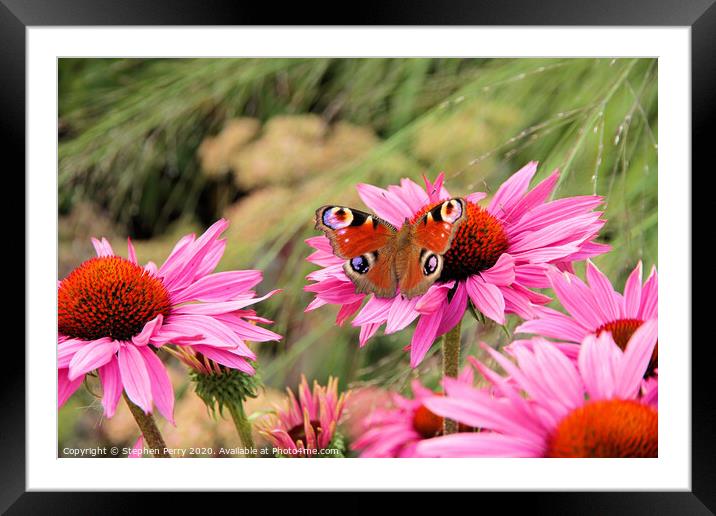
<box><xmin>193</xmin><ymin>345</ymin><xmax>255</xmax><ymax>374</ymax></box>
<box><xmin>158</xmin><ymin>314</ymin><xmax>255</xmax><ymax>358</ymax></box>
<box><xmin>416</xmin><ymin>432</ymin><xmax>542</xmax><ymax>458</ymax></box>
<box><xmin>127</xmin><ymin>237</ymin><xmax>138</xmax><ymax>264</ymax></box>
<box><xmin>173</xmin><ymin>291</ymin><xmax>278</xmax><ymax>316</ymax></box>
<box><xmin>91</xmin><ymin>237</ymin><xmax>115</xmax><ymax>257</ymax></box>
<box><xmin>58</xmin><ymin>368</ymin><xmax>83</xmax><ymax>407</ymax></box>
<box><xmin>305</xmin><ymin>235</ymin><xmax>334</xmax><ymax>254</ymax></box>
<box><xmin>171</xmin><ymin>270</ymin><xmax>263</xmax><ymax>304</ymax></box>
<box><xmin>509</xmin><ymin>339</ymin><xmax>581</xmax><ymax>362</ymax></box>
<box><xmin>305</xmin><ymin>276</ymin><xmax>363</xmax><ymax>305</ymax></box>
<box><xmin>305</xmin><ymin>299</ymin><xmax>327</xmax><ymax>314</ymax></box>
<box><xmin>515</xmin><ymin>306</ymin><xmax>588</xmax><ymax>343</ymax></box>
<box><xmin>457</xmin><ymin>363</ymin><xmax>475</xmax><ymax>384</ymax></box>
<box><xmin>479</xmin><ymin>253</ymin><xmax>515</xmax><ymax>286</ymax></box>
<box><xmin>527</xmin><ymin>343</ymin><xmax>584</xmax><ymax>410</ymax></box>
<box><xmin>622</xmin><ymin>261</ymin><xmax>643</xmax><ymax>319</ymax></box>
<box><xmin>356</xmin><ymin>183</ymin><xmax>411</xmax><ymax>228</ymax></box>
<box><xmin>132</xmin><ymin>314</ymin><xmax>163</xmax><ymax>346</ymax></box>
<box><xmin>615</xmin><ymin>319</ymin><xmax>658</xmax><ymax>399</ymax></box>
<box><xmin>502</xmin><ymin>170</ymin><xmax>559</xmax><ymax>222</ymax></box>
<box><xmin>214</xmin><ymin>314</ymin><xmax>283</xmax><ymax>342</ymax></box>
<box><xmin>548</xmin><ymin>269</ymin><xmax>604</xmax><ymax>329</ymax></box>
<box><xmin>161</xmin><ymin>219</ymin><xmax>229</xmax><ymax>291</ymax></box>
<box><xmin>585</xmin><ymin>260</ymin><xmax>621</xmax><ymax>322</ymax></box>
<box><xmin>352</xmin><ymin>296</ymin><xmax>393</xmax><ymax>326</ymax></box>
<box><xmin>508</xmin><ymin>212</ymin><xmax>601</xmax><ymax>253</ymax></box>
<box><xmin>638</xmin><ymin>266</ymin><xmax>658</xmax><ymax>320</ymax></box>
<box><xmin>336</xmin><ymin>300</ymin><xmax>363</xmax><ymax>326</ymax></box>
<box><xmin>137</xmin><ymin>347</ymin><xmax>175</xmax><ymax>424</ymax></box>
<box><xmin>392</xmin><ymin>177</ymin><xmax>434</xmax><ymax>213</ymax></box>
<box><xmin>437</xmin><ymin>281</ymin><xmax>468</xmax><ymax>335</ymax></box>
<box><xmin>558</xmin><ymin>240</ymin><xmax>611</xmax><ymax>263</ymax></box>
<box><xmin>578</xmin><ymin>333</ymin><xmax>620</xmax><ymax>400</ymax></box>
<box><xmin>481</xmin><ymin>343</ymin><xmax>566</xmax><ymax>423</ymax></box>
<box><xmin>508</xmin><ymin>195</ymin><xmax>603</xmax><ymax>235</ymax></box>
<box><xmin>359</xmin><ymin>323</ymin><xmax>381</xmax><ymax>347</ymax></box>
<box><xmin>385</xmin><ymin>296</ymin><xmax>420</xmax><ymax>334</ymax></box>
<box><xmin>508</xmin><ymin>243</ymin><xmax>580</xmax><ymax>263</ymax></box>
<box><xmin>58</xmin><ymin>338</ymin><xmax>88</xmax><ymax>368</ymax></box>
<box><xmin>195</xmin><ymin>238</ymin><xmax>227</xmax><ymax>278</ymax></box>
<box><xmin>68</xmin><ymin>338</ymin><xmax>118</xmax><ymax>380</ymax></box>
<box><xmin>159</xmin><ymin>234</ymin><xmax>194</xmax><ymax>275</ymax></box>
<box><xmin>99</xmin><ymin>359</ymin><xmax>123</xmax><ymax>418</ymax></box>
<box><xmin>466</xmin><ymin>276</ymin><xmax>505</xmax><ymax>324</ymax></box>
<box><xmin>144</xmin><ymin>261</ymin><xmax>158</xmax><ymax>275</ymax></box>
<box><xmin>128</xmin><ymin>437</ymin><xmax>144</xmax><ymax>458</ymax></box>
<box><xmin>642</xmin><ymin>376</ymin><xmax>658</xmax><ymax>408</ymax></box>
<box><xmin>513</xmin><ymin>263</ymin><xmax>551</xmax><ymax>288</ymax></box>
<box><xmin>500</xmin><ymin>286</ymin><xmax>535</xmax><ymax>320</ymax></box>
<box><xmin>423</xmin><ymin>172</ymin><xmax>450</xmax><ymax>203</ymax></box>
<box><xmin>414</xmin><ymin>282</ymin><xmax>453</xmax><ymax>314</ymax></box>
<box><xmin>118</xmin><ymin>344</ymin><xmax>153</xmax><ymax>414</ymax></box>
<box><xmin>470</xmin><ymin>353</ymin><xmax>553</xmax><ymax>432</ymax></box>
<box><xmin>430</xmin><ymin>378</ymin><xmax>543</xmax><ymax>441</ymax></box>
<box><xmin>487</xmin><ymin>161</ymin><xmax>538</xmax><ymax>218</ymax></box>
<box><xmin>512</xmin><ymin>282</ymin><xmax>552</xmax><ymax>305</ymax></box>
<box><xmin>466</xmin><ymin>192</ymin><xmax>487</xmax><ymax>204</ymax></box>
<box><xmin>409</xmin><ymin>306</ymin><xmax>444</xmax><ymax>368</ymax></box>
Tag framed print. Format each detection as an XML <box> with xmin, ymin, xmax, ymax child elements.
<box><xmin>5</xmin><ymin>0</ymin><xmax>708</xmax><ymax>511</ymax></box>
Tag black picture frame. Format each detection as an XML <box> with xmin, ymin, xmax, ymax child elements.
<box><xmin>5</xmin><ymin>1</ymin><xmax>706</xmax><ymax>512</ymax></box>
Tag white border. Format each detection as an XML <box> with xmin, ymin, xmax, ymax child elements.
<box><xmin>28</xmin><ymin>27</ymin><xmax>690</xmax><ymax>490</ymax></box>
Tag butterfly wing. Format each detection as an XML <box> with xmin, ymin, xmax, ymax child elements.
<box><xmin>315</xmin><ymin>206</ymin><xmax>399</xmax><ymax>297</ymax></box>
<box><xmin>396</xmin><ymin>198</ymin><xmax>465</xmax><ymax>298</ymax></box>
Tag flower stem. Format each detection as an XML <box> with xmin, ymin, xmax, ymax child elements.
<box><xmin>227</xmin><ymin>400</ymin><xmax>257</xmax><ymax>457</ymax></box>
<box><xmin>122</xmin><ymin>392</ymin><xmax>169</xmax><ymax>458</ymax></box>
<box><xmin>442</xmin><ymin>319</ymin><xmax>462</xmax><ymax>435</ymax></box>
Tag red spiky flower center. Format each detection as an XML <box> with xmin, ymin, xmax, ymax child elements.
<box><xmin>546</xmin><ymin>399</ymin><xmax>657</xmax><ymax>458</ymax></box>
<box><xmin>412</xmin><ymin>201</ymin><xmax>509</xmax><ymax>282</ymax></box>
<box><xmin>412</xmin><ymin>394</ymin><xmax>473</xmax><ymax>438</ymax></box>
<box><xmin>58</xmin><ymin>256</ymin><xmax>172</xmax><ymax>342</ymax></box>
<box><xmin>596</xmin><ymin>318</ymin><xmax>658</xmax><ymax>376</ymax></box>
<box><xmin>413</xmin><ymin>404</ymin><xmax>444</xmax><ymax>439</ymax></box>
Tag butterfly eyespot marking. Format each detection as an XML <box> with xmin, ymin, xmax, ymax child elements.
<box><xmin>350</xmin><ymin>252</ymin><xmax>376</xmax><ymax>274</ymax></box>
<box><xmin>323</xmin><ymin>207</ymin><xmax>354</xmax><ymax>230</ymax></box>
<box><xmin>440</xmin><ymin>199</ymin><xmax>463</xmax><ymax>223</ymax></box>
<box><xmin>422</xmin><ymin>253</ymin><xmax>440</xmax><ymax>276</ymax></box>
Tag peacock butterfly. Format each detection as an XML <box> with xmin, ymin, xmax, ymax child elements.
<box><xmin>314</xmin><ymin>199</ymin><xmax>465</xmax><ymax>298</ymax></box>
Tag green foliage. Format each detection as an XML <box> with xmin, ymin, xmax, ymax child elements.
<box><xmin>59</xmin><ymin>58</ymin><xmax>486</xmax><ymax>235</ymax></box>
<box><xmin>326</xmin><ymin>432</ymin><xmax>347</xmax><ymax>458</ymax></box>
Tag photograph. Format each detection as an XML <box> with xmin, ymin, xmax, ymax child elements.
<box><xmin>56</xmin><ymin>57</ymin><xmax>659</xmax><ymax>460</ymax></box>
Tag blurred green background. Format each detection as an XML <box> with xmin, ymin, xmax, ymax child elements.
<box><xmin>58</xmin><ymin>58</ymin><xmax>657</xmax><ymax>456</ymax></box>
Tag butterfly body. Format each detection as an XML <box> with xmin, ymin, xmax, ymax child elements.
<box><xmin>315</xmin><ymin>199</ymin><xmax>465</xmax><ymax>299</ymax></box>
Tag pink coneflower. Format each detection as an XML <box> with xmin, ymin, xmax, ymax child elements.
<box><xmin>416</xmin><ymin>319</ymin><xmax>658</xmax><ymax>457</ymax></box>
<box><xmin>305</xmin><ymin>162</ymin><xmax>609</xmax><ymax>367</ymax></box>
<box><xmin>58</xmin><ymin>219</ymin><xmax>281</xmax><ymax>422</ymax></box>
<box><xmin>258</xmin><ymin>376</ymin><xmax>347</xmax><ymax>457</ymax></box>
<box><xmin>516</xmin><ymin>260</ymin><xmax>657</xmax><ymax>375</ymax></box>
<box><xmin>352</xmin><ymin>368</ymin><xmax>474</xmax><ymax>457</ymax></box>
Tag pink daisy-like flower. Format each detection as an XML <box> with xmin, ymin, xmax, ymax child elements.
<box><xmin>305</xmin><ymin>162</ymin><xmax>609</xmax><ymax>367</ymax></box>
<box><xmin>58</xmin><ymin>219</ymin><xmax>281</xmax><ymax>423</ymax></box>
<box><xmin>352</xmin><ymin>368</ymin><xmax>474</xmax><ymax>457</ymax></box>
<box><xmin>258</xmin><ymin>376</ymin><xmax>347</xmax><ymax>456</ymax></box>
<box><xmin>516</xmin><ymin>260</ymin><xmax>657</xmax><ymax>375</ymax></box>
<box><xmin>416</xmin><ymin>319</ymin><xmax>658</xmax><ymax>457</ymax></box>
